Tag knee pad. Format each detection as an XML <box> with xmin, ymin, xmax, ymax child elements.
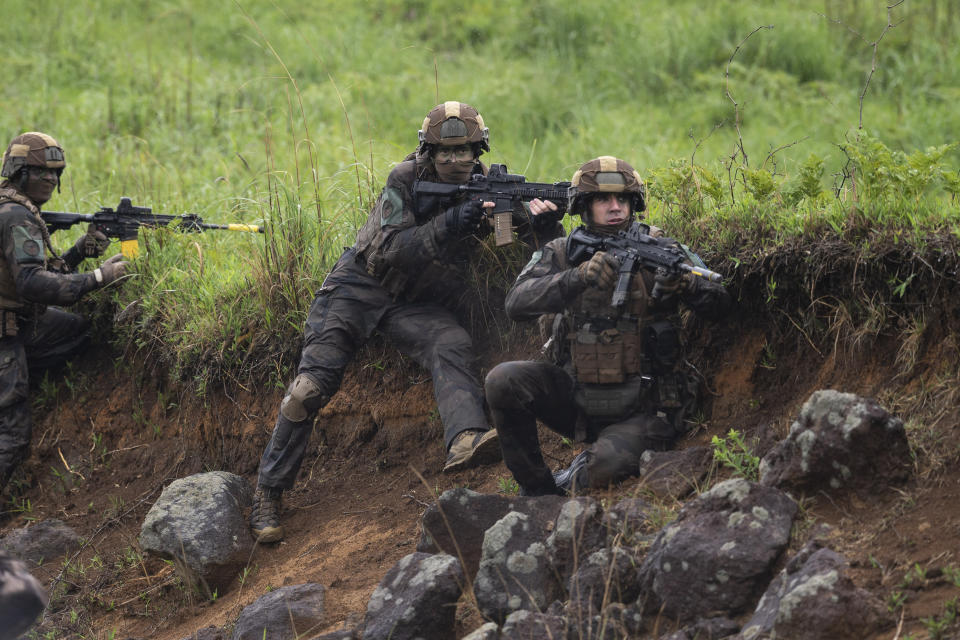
<box><xmin>279</xmin><ymin>374</ymin><xmax>328</xmax><ymax>422</ymax></box>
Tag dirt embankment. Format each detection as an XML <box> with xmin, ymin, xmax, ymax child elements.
<box><xmin>7</xmin><ymin>235</ymin><xmax>960</xmax><ymax>639</ymax></box>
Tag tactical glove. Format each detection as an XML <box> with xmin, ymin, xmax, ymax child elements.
<box><xmin>577</xmin><ymin>251</ymin><xmax>619</xmax><ymax>290</ymax></box>
<box><xmin>74</xmin><ymin>224</ymin><xmax>111</xmax><ymax>259</ymax></box>
<box><xmin>444</xmin><ymin>199</ymin><xmax>485</xmax><ymax>236</ymax></box>
<box><xmin>651</xmin><ymin>270</ymin><xmax>688</xmax><ymax>300</ymax></box>
<box><xmin>93</xmin><ymin>253</ymin><xmax>130</xmax><ymax>287</ymax></box>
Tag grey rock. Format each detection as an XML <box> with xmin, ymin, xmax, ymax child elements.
<box><xmin>363</xmin><ymin>552</ymin><xmax>463</xmax><ymax>640</ymax></box>
<box><xmin>460</xmin><ymin>622</ymin><xmax>498</xmax><ymax>640</ymax></box>
<box><xmin>307</xmin><ymin>630</ymin><xmax>358</xmax><ymax>640</ymax></box>
<box><xmin>637</xmin><ymin>446</ymin><xmax>713</xmax><ymax>501</ymax></box>
<box><xmin>232</xmin><ymin>583</ymin><xmax>326</xmax><ymax>640</ymax></box>
<box><xmin>0</xmin><ymin>518</ymin><xmax>80</xmax><ymax>566</ymax></box>
<box><xmin>545</xmin><ymin>497</ymin><xmax>606</xmax><ymax>586</ymax></box>
<box><xmin>417</xmin><ymin>488</ymin><xmax>570</xmax><ymax>579</ymax></box>
<box><xmin>501</xmin><ymin>609</ymin><xmax>565</xmax><ymax>639</ymax></box>
<box><xmin>736</xmin><ymin>541</ymin><xmax>886</xmax><ymax>640</ymax></box>
<box><xmin>0</xmin><ymin>551</ymin><xmax>47</xmax><ymax>639</ymax></box>
<box><xmin>568</xmin><ymin>547</ymin><xmax>642</xmax><ymax>617</ymax></box>
<box><xmin>179</xmin><ymin>626</ymin><xmax>225</xmax><ymax>640</ymax></box>
<box><xmin>759</xmin><ymin>390</ymin><xmax>911</xmax><ymax>495</ymax></box>
<box><xmin>475</xmin><ymin>511</ymin><xmax>561</xmax><ymax>624</ymax></box>
<box><xmin>638</xmin><ymin>479</ymin><xmax>797</xmax><ymax>624</ymax></box>
<box><xmin>139</xmin><ymin>471</ymin><xmax>253</xmax><ymax>595</ymax></box>
<box><xmin>602</xmin><ymin>497</ymin><xmax>655</xmax><ymax>546</ymax></box>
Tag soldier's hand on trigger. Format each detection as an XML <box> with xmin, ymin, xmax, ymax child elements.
<box><xmin>577</xmin><ymin>251</ymin><xmax>619</xmax><ymax>290</ymax></box>
<box><xmin>94</xmin><ymin>253</ymin><xmax>130</xmax><ymax>287</ymax></box>
<box><xmin>444</xmin><ymin>199</ymin><xmax>494</xmax><ymax>237</ymax></box>
<box><xmin>74</xmin><ymin>224</ymin><xmax>111</xmax><ymax>258</ymax></box>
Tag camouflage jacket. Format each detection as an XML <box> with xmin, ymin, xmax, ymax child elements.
<box><xmin>352</xmin><ymin>151</ymin><xmax>489</xmax><ymax>302</ymax></box>
<box><xmin>0</xmin><ymin>190</ymin><xmax>97</xmax><ymax>313</ymax></box>
<box><xmin>506</xmin><ymin>221</ymin><xmax>730</xmax><ymax>378</ymax></box>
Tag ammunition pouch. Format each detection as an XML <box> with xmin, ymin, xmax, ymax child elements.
<box><xmin>0</xmin><ymin>310</ymin><xmax>18</xmax><ymax>337</ymax></box>
<box><xmin>574</xmin><ymin>375</ymin><xmax>649</xmax><ymax>424</ymax></box>
<box><xmin>569</xmin><ymin>324</ymin><xmax>642</xmax><ymax>384</ymax></box>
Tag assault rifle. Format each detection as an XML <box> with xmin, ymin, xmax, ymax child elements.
<box><xmin>41</xmin><ymin>197</ymin><xmax>263</xmax><ymax>258</ymax></box>
<box><xmin>567</xmin><ymin>224</ymin><xmax>723</xmax><ymax>307</ymax></box>
<box><xmin>413</xmin><ymin>164</ymin><xmax>570</xmax><ymax>246</ymax></box>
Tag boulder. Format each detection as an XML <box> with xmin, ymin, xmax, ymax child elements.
<box><xmin>602</xmin><ymin>497</ymin><xmax>655</xmax><ymax>546</ymax></box>
<box><xmin>417</xmin><ymin>488</ymin><xmax>570</xmax><ymax>578</ymax></box>
<box><xmin>0</xmin><ymin>551</ymin><xmax>47</xmax><ymax>639</ymax></box>
<box><xmin>139</xmin><ymin>471</ymin><xmax>253</xmax><ymax>595</ymax></box>
<box><xmin>179</xmin><ymin>626</ymin><xmax>226</xmax><ymax>640</ymax></box>
<box><xmin>363</xmin><ymin>552</ymin><xmax>463</xmax><ymax>640</ymax></box>
<box><xmin>0</xmin><ymin>518</ymin><xmax>80</xmax><ymax>566</ymax></box>
<box><xmin>759</xmin><ymin>390</ymin><xmax>911</xmax><ymax>495</ymax></box>
<box><xmin>501</xmin><ymin>609</ymin><xmax>566</xmax><ymax>639</ymax></box>
<box><xmin>568</xmin><ymin>547</ymin><xmax>642</xmax><ymax>617</ymax></box>
<box><xmin>736</xmin><ymin>541</ymin><xmax>886</xmax><ymax>640</ymax></box>
<box><xmin>637</xmin><ymin>446</ymin><xmax>713</xmax><ymax>501</ymax></box>
<box><xmin>474</xmin><ymin>511</ymin><xmax>561</xmax><ymax>624</ymax></box>
<box><xmin>232</xmin><ymin>583</ymin><xmax>326</xmax><ymax>640</ymax></box>
<box><xmin>545</xmin><ymin>497</ymin><xmax>606</xmax><ymax>585</ymax></box>
<box><xmin>459</xmin><ymin>622</ymin><xmax>498</xmax><ymax>640</ymax></box>
<box><xmin>637</xmin><ymin>479</ymin><xmax>797</xmax><ymax>623</ymax></box>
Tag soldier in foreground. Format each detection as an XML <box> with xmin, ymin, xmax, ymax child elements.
<box><xmin>0</xmin><ymin>132</ymin><xmax>128</xmax><ymax>493</ymax></box>
<box><xmin>250</xmin><ymin>102</ymin><xmax>559</xmax><ymax>542</ymax></box>
<box><xmin>485</xmin><ymin>156</ymin><xmax>730</xmax><ymax>496</ymax></box>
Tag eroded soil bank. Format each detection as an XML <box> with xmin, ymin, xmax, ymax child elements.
<box><xmin>7</xmin><ymin>235</ymin><xmax>960</xmax><ymax>639</ymax></box>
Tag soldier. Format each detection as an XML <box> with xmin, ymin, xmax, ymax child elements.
<box><xmin>250</xmin><ymin>102</ymin><xmax>559</xmax><ymax>542</ymax></box>
<box><xmin>485</xmin><ymin>156</ymin><xmax>731</xmax><ymax>496</ymax></box>
<box><xmin>0</xmin><ymin>132</ymin><xmax>128</xmax><ymax>492</ymax></box>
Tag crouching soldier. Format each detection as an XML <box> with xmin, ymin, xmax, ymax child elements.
<box><xmin>0</xmin><ymin>132</ymin><xmax>128</xmax><ymax>492</ymax></box>
<box><xmin>485</xmin><ymin>156</ymin><xmax>730</xmax><ymax>496</ymax></box>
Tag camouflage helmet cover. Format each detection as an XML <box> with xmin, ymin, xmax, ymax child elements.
<box><xmin>1</xmin><ymin>132</ymin><xmax>66</xmax><ymax>178</ymax></box>
<box><xmin>418</xmin><ymin>101</ymin><xmax>490</xmax><ymax>152</ymax></box>
<box><xmin>569</xmin><ymin>156</ymin><xmax>646</xmax><ymax>215</ymax></box>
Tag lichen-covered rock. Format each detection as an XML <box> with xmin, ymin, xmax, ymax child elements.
<box><xmin>475</xmin><ymin>511</ymin><xmax>561</xmax><ymax>624</ymax></box>
<box><xmin>139</xmin><ymin>471</ymin><xmax>253</xmax><ymax>594</ymax></box>
<box><xmin>637</xmin><ymin>446</ymin><xmax>713</xmax><ymax>501</ymax></box>
<box><xmin>459</xmin><ymin>622</ymin><xmax>498</xmax><ymax>640</ymax></box>
<box><xmin>657</xmin><ymin>616</ymin><xmax>741</xmax><ymax>640</ymax></box>
<box><xmin>602</xmin><ymin>497</ymin><xmax>655</xmax><ymax>546</ymax></box>
<box><xmin>363</xmin><ymin>552</ymin><xmax>463</xmax><ymax>640</ymax></box>
<box><xmin>736</xmin><ymin>541</ymin><xmax>886</xmax><ymax>640</ymax></box>
<box><xmin>759</xmin><ymin>390</ymin><xmax>910</xmax><ymax>495</ymax></box>
<box><xmin>417</xmin><ymin>488</ymin><xmax>570</xmax><ymax>578</ymax></box>
<box><xmin>568</xmin><ymin>547</ymin><xmax>642</xmax><ymax>617</ymax></box>
<box><xmin>501</xmin><ymin>609</ymin><xmax>566</xmax><ymax>639</ymax></box>
<box><xmin>232</xmin><ymin>583</ymin><xmax>325</xmax><ymax>640</ymax></box>
<box><xmin>638</xmin><ymin>479</ymin><xmax>797</xmax><ymax>624</ymax></box>
<box><xmin>546</xmin><ymin>497</ymin><xmax>606</xmax><ymax>585</ymax></box>
<box><xmin>0</xmin><ymin>518</ymin><xmax>80</xmax><ymax>566</ymax></box>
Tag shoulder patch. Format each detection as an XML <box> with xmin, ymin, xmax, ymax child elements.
<box><xmin>518</xmin><ymin>249</ymin><xmax>544</xmax><ymax>278</ymax></box>
<box><xmin>380</xmin><ymin>187</ymin><xmax>404</xmax><ymax>227</ymax></box>
<box><xmin>12</xmin><ymin>224</ymin><xmax>45</xmax><ymax>264</ymax></box>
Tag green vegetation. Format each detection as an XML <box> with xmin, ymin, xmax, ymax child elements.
<box><xmin>3</xmin><ymin>0</ymin><xmax>959</xmax><ymax>386</ymax></box>
<box><xmin>710</xmin><ymin>429</ymin><xmax>761</xmax><ymax>480</ymax></box>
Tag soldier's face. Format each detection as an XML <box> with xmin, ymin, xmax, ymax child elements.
<box><xmin>23</xmin><ymin>166</ymin><xmax>59</xmax><ymax>205</ymax></box>
<box><xmin>433</xmin><ymin>145</ymin><xmax>476</xmax><ymax>184</ymax></box>
<box><xmin>588</xmin><ymin>194</ymin><xmax>631</xmax><ymax>228</ymax></box>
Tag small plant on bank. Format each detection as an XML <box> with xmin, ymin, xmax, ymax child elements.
<box><xmin>921</xmin><ymin>596</ymin><xmax>959</xmax><ymax>640</ymax></box>
<box><xmin>710</xmin><ymin>429</ymin><xmax>760</xmax><ymax>481</ymax></box>
<box><xmin>497</xmin><ymin>477</ymin><xmax>520</xmax><ymax>495</ymax></box>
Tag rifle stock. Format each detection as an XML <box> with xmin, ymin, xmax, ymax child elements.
<box><xmin>41</xmin><ymin>197</ymin><xmax>264</xmax><ymax>258</ymax></box>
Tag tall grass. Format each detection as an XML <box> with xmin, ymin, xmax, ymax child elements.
<box><xmin>2</xmin><ymin>0</ymin><xmax>959</xmax><ymax>386</ymax></box>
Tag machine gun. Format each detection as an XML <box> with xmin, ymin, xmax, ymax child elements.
<box><xmin>413</xmin><ymin>164</ymin><xmax>570</xmax><ymax>246</ymax></box>
<box><xmin>41</xmin><ymin>197</ymin><xmax>263</xmax><ymax>258</ymax></box>
<box><xmin>567</xmin><ymin>224</ymin><xmax>723</xmax><ymax>307</ymax></box>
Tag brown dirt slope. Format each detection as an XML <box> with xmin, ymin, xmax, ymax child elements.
<box><xmin>5</xmin><ymin>236</ymin><xmax>960</xmax><ymax>639</ymax></box>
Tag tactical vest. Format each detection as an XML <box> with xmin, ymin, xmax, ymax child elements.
<box><xmin>557</xmin><ymin>222</ymin><xmax>690</xmax><ymax>424</ymax></box>
<box><xmin>0</xmin><ymin>189</ymin><xmax>55</xmax><ymax>329</ymax></box>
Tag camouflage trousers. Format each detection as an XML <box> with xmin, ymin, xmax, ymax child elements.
<box><xmin>0</xmin><ymin>307</ymin><xmax>89</xmax><ymax>492</ymax></box>
<box><xmin>258</xmin><ymin>248</ymin><xmax>488</xmax><ymax>489</ymax></box>
<box><xmin>484</xmin><ymin>360</ymin><xmax>679</xmax><ymax>494</ymax></box>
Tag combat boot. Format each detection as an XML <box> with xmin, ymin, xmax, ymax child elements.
<box><xmin>443</xmin><ymin>429</ymin><xmax>501</xmax><ymax>473</ymax></box>
<box><xmin>250</xmin><ymin>486</ymin><xmax>284</xmax><ymax>543</ymax></box>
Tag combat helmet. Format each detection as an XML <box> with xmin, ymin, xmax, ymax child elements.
<box><xmin>568</xmin><ymin>156</ymin><xmax>645</xmax><ymax>219</ymax></box>
<box><xmin>1</xmin><ymin>132</ymin><xmax>66</xmax><ymax>180</ymax></box>
<box><xmin>418</xmin><ymin>101</ymin><xmax>490</xmax><ymax>154</ymax></box>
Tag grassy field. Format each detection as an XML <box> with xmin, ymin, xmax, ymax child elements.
<box><xmin>3</xmin><ymin>0</ymin><xmax>958</xmax><ymax>386</ymax></box>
